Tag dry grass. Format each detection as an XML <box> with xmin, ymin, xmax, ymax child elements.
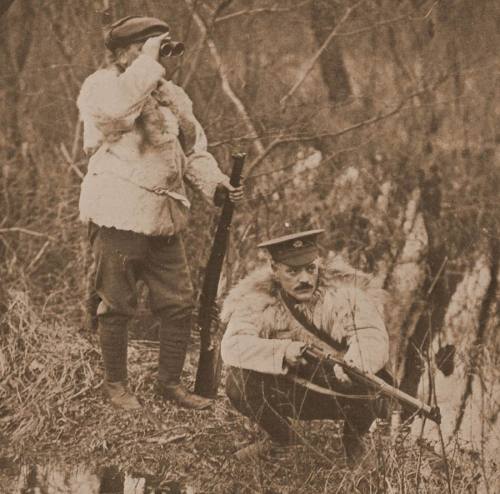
<box><xmin>0</xmin><ymin>289</ymin><xmax>489</xmax><ymax>493</ymax></box>
<box><xmin>0</xmin><ymin>289</ymin><xmax>101</xmax><ymax>449</ymax></box>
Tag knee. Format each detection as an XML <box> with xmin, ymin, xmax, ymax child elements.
<box><xmin>96</xmin><ymin>291</ymin><xmax>137</xmax><ymax>319</ymax></box>
<box><xmin>225</xmin><ymin>368</ymin><xmax>259</xmax><ymax>413</ymax></box>
<box><xmin>98</xmin><ymin>312</ymin><xmax>129</xmax><ymax>330</ymax></box>
<box><xmin>225</xmin><ymin>367</ymin><xmax>245</xmax><ymax>404</ymax></box>
<box><xmin>157</xmin><ymin>304</ymin><xmax>194</xmax><ymax>325</ymax></box>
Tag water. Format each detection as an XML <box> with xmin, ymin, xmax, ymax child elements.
<box><xmin>1</xmin><ymin>461</ymin><xmax>193</xmax><ymax>494</ymax></box>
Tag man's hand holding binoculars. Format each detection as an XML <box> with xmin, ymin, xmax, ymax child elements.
<box><xmin>142</xmin><ymin>33</ymin><xmax>185</xmax><ymax>62</ymax></box>
<box><xmin>142</xmin><ymin>33</ymin><xmax>171</xmax><ymax>62</ymax></box>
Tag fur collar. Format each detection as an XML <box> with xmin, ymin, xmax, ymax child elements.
<box><xmin>221</xmin><ymin>253</ymin><xmax>385</xmax><ymax>324</ymax></box>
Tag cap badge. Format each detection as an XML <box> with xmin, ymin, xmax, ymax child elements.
<box><xmin>293</xmin><ymin>240</ymin><xmax>303</xmax><ymax>249</ymax></box>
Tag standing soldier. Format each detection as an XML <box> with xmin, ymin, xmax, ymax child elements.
<box><xmin>220</xmin><ymin>229</ymin><xmax>390</xmax><ymax>463</ymax></box>
<box><xmin>77</xmin><ymin>16</ymin><xmax>243</xmax><ymax>411</ymax></box>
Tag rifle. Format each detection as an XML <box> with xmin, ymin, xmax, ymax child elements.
<box><xmin>298</xmin><ymin>344</ymin><xmax>442</xmax><ymax>424</ymax></box>
<box><xmin>194</xmin><ymin>152</ymin><xmax>246</xmax><ymax>398</ymax></box>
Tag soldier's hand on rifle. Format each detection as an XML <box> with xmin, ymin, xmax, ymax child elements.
<box><xmin>333</xmin><ymin>364</ymin><xmax>352</xmax><ymax>384</ymax></box>
<box><xmin>215</xmin><ymin>176</ymin><xmax>244</xmax><ymax>206</ymax></box>
<box><xmin>284</xmin><ymin>342</ymin><xmax>308</xmax><ymax>368</ymax></box>
<box><xmin>334</xmin><ymin>355</ymin><xmax>363</xmax><ymax>385</ymax></box>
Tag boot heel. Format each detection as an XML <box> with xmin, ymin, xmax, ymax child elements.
<box><xmin>157</xmin><ymin>383</ymin><xmax>212</xmax><ymax>410</ymax></box>
<box><xmin>103</xmin><ymin>381</ymin><xmax>141</xmax><ymax>411</ymax></box>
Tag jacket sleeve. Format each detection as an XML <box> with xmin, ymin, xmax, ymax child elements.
<box><xmin>185</xmin><ymin>150</ymin><xmax>227</xmax><ymax>204</ymax></box>
<box><xmin>221</xmin><ymin>306</ymin><xmax>293</xmax><ymax>375</ymax></box>
<box><xmin>183</xmin><ymin>109</ymin><xmax>227</xmax><ymax>203</ymax></box>
<box><xmin>77</xmin><ymin>55</ymin><xmax>165</xmax><ymax>144</ymax></box>
<box><xmin>326</xmin><ymin>287</ymin><xmax>389</xmax><ymax>374</ymax></box>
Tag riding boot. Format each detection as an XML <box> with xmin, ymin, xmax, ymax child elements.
<box><xmin>157</xmin><ymin>312</ymin><xmax>211</xmax><ymax>410</ymax></box>
<box><xmin>98</xmin><ymin>314</ymin><xmax>140</xmax><ymax>410</ymax></box>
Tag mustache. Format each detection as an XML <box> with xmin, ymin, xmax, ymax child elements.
<box><xmin>294</xmin><ymin>282</ymin><xmax>314</xmax><ymax>291</ymax></box>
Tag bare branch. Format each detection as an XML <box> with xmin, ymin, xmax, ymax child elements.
<box><xmin>0</xmin><ymin>0</ymin><xmax>16</xmax><ymax>18</ymax></box>
<box><xmin>280</xmin><ymin>0</ymin><xmax>365</xmax><ymax>107</ymax></box>
<box><xmin>0</xmin><ymin>227</ymin><xmax>55</xmax><ymax>240</ymax></box>
<box><xmin>248</xmin><ymin>58</ymin><xmax>465</xmax><ymax>176</ymax></box>
<box><xmin>98</xmin><ymin>0</ymin><xmax>111</xmax><ymax>26</ymax></box>
<box><xmin>181</xmin><ymin>1</ymin><xmax>232</xmax><ymax>88</ymax></box>
<box><xmin>245</xmin><ymin>96</ymin><xmax>405</xmax><ymax>176</ymax></box>
<box><xmin>70</xmin><ymin>119</ymin><xmax>82</xmax><ymax>163</ymax></box>
<box><xmin>215</xmin><ymin>1</ymin><xmax>312</xmax><ymax>23</ymax></box>
<box><xmin>333</xmin><ymin>1</ymin><xmax>442</xmax><ymax>38</ymax></box>
<box><xmin>27</xmin><ymin>239</ymin><xmax>51</xmax><ymax>272</ymax></box>
<box><xmin>247</xmin><ymin>141</ymin><xmax>371</xmax><ymax>180</ymax></box>
<box><xmin>244</xmin><ymin>133</ymin><xmax>284</xmax><ymax>176</ymax></box>
<box><xmin>183</xmin><ymin>0</ymin><xmax>265</xmax><ymax>156</ymax></box>
<box><xmin>60</xmin><ymin>142</ymin><xmax>84</xmax><ymax>180</ymax></box>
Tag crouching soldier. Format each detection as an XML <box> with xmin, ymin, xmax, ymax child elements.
<box><xmin>220</xmin><ymin>229</ymin><xmax>390</xmax><ymax>463</ymax></box>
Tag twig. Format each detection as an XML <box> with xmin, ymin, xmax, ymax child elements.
<box><xmin>247</xmin><ymin>141</ymin><xmax>367</xmax><ymax>180</ymax></box>
<box><xmin>27</xmin><ymin>240</ymin><xmax>51</xmax><ymax>272</ymax></box>
<box><xmin>60</xmin><ymin>143</ymin><xmax>84</xmax><ymax>179</ymax></box>
<box><xmin>215</xmin><ymin>1</ymin><xmax>312</xmax><ymax>23</ymax></box>
<box><xmin>66</xmin><ymin>386</ymin><xmax>91</xmax><ymax>401</ymax></box>
<box><xmin>0</xmin><ymin>0</ymin><xmax>16</xmax><ymax>18</ymax></box>
<box><xmin>183</xmin><ymin>0</ymin><xmax>265</xmax><ymax>157</ymax></box>
<box><xmin>244</xmin><ymin>133</ymin><xmax>284</xmax><ymax>176</ymax></box>
<box><xmin>427</xmin><ymin>347</ymin><xmax>453</xmax><ymax>494</ymax></box>
<box><xmin>70</xmin><ymin>119</ymin><xmax>82</xmax><ymax>163</ymax></box>
<box><xmin>131</xmin><ymin>340</ymin><xmax>160</xmax><ymax>347</ymax></box>
<box><xmin>280</xmin><ymin>0</ymin><xmax>365</xmax><ymax>107</ymax></box>
<box><xmin>332</xmin><ymin>1</ymin><xmax>442</xmax><ymax>39</ymax></box>
<box><xmin>479</xmin><ymin>378</ymin><xmax>492</xmax><ymax>494</ymax></box>
<box><xmin>181</xmin><ymin>0</ymin><xmax>231</xmax><ymax>88</ymax></box>
<box><xmin>426</xmin><ymin>256</ymin><xmax>448</xmax><ymax>296</ymax></box>
<box><xmin>42</xmin><ymin>5</ymin><xmax>81</xmax><ymax>90</ymax></box>
<box><xmin>246</xmin><ymin>88</ymin><xmax>420</xmax><ymax>176</ymax></box>
<box><xmin>415</xmin><ymin>413</ymin><xmax>427</xmax><ymax>492</ymax></box>
<box><xmin>0</xmin><ymin>227</ymin><xmax>55</xmax><ymax>240</ymax></box>
<box><xmin>250</xmin><ymin>66</ymin><xmax>457</xmax><ymax>177</ymax></box>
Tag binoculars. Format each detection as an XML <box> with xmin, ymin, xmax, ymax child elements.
<box><xmin>160</xmin><ymin>39</ymin><xmax>185</xmax><ymax>57</ymax></box>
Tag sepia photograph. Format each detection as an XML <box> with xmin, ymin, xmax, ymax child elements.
<box><xmin>0</xmin><ymin>0</ymin><xmax>498</xmax><ymax>492</ymax></box>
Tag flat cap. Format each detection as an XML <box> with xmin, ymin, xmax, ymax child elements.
<box><xmin>258</xmin><ymin>229</ymin><xmax>324</xmax><ymax>266</ymax></box>
<box><xmin>105</xmin><ymin>16</ymin><xmax>169</xmax><ymax>51</ymax></box>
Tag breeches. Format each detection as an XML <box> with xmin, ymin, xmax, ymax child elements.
<box><xmin>89</xmin><ymin>223</ymin><xmax>194</xmax><ymax>320</ymax></box>
<box><xmin>226</xmin><ymin>366</ymin><xmax>380</xmax><ymax>443</ymax></box>
<box><xmin>89</xmin><ymin>224</ymin><xmax>195</xmax><ymax>384</ymax></box>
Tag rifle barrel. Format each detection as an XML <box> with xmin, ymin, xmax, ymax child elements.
<box><xmin>304</xmin><ymin>346</ymin><xmax>441</xmax><ymax>424</ymax></box>
<box><xmin>350</xmin><ymin>369</ymin><xmax>441</xmax><ymax>424</ymax></box>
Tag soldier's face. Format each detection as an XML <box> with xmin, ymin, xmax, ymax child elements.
<box><xmin>273</xmin><ymin>259</ymin><xmax>320</xmax><ymax>302</ymax></box>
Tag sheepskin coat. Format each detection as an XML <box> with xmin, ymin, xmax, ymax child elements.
<box><xmin>221</xmin><ymin>255</ymin><xmax>389</xmax><ymax>376</ymax></box>
<box><xmin>77</xmin><ymin>54</ymin><xmax>226</xmax><ymax>236</ymax></box>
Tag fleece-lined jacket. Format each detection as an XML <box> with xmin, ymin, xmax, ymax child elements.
<box><xmin>221</xmin><ymin>256</ymin><xmax>389</xmax><ymax>376</ymax></box>
<box><xmin>77</xmin><ymin>54</ymin><xmax>226</xmax><ymax>236</ymax></box>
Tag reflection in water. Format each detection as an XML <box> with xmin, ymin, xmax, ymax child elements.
<box><xmin>12</xmin><ymin>463</ymin><xmax>190</xmax><ymax>494</ymax></box>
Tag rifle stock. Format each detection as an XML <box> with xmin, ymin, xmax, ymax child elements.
<box><xmin>194</xmin><ymin>152</ymin><xmax>246</xmax><ymax>398</ymax></box>
<box><xmin>303</xmin><ymin>345</ymin><xmax>441</xmax><ymax>424</ymax></box>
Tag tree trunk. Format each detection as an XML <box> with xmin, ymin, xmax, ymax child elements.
<box><xmin>309</xmin><ymin>0</ymin><xmax>351</xmax><ymax>104</ymax></box>
<box><xmin>0</xmin><ymin>0</ymin><xmax>35</xmax><ymax>152</ymax></box>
